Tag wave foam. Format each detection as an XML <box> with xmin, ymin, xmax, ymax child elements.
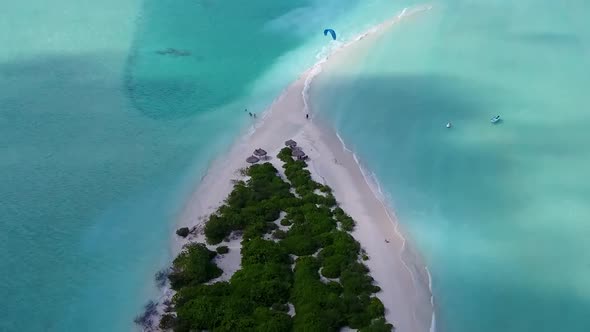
<box><xmin>336</xmin><ymin>129</ymin><xmax>436</xmax><ymax>332</ymax></box>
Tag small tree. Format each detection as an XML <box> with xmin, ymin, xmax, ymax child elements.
<box><xmin>159</xmin><ymin>314</ymin><xmax>176</xmax><ymax>330</ymax></box>
<box><xmin>216</xmin><ymin>245</ymin><xmax>229</xmax><ymax>254</ymax></box>
<box><xmin>176</xmin><ymin>227</ymin><xmax>190</xmax><ymax>238</ymax></box>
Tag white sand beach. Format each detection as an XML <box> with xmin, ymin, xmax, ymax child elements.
<box><xmin>169</xmin><ymin>5</ymin><xmax>435</xmax><ymax>332</ymax></box>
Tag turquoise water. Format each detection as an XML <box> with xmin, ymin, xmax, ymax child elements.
<box><xmin>5</xmin><ymin>0</ymin><xmax>587</xmax><ymax>331</ymax></box>
<box><xmin>311</xmin><ymin>1</ymin><xmax>590</xmax><ymax>331</ymax></box>
<box><xmin>0</xmin><ymin>0</ymin><xmax>410</xmax><ymax>330</ymax></box>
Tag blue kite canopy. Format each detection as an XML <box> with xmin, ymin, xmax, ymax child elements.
<box><xmin>323</xmin><ymin>28</ymin><xmax>336</xmax><ymax>40</ymax></box>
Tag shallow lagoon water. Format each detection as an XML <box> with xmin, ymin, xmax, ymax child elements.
<box><xmin>311</xmin><ymin>1</ymin><xmax>590</xmax><ymax>331</ymax></box>
<box><xmin>3</xmin><ymin>0</ymin><xmax>588</xmax><ymax>331</ymax></box>
<box><xmin>0</xmin><ymin>0</ymin><xmax>409</xmax><ymax>330</ymax></box>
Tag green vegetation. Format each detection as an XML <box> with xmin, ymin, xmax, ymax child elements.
<box><xmin>161</xmin><ymin>149</ymin><xmax>393</xmax><ymax>331</ymax></box>
<box><xmin>334</xmin><ymin>207</ymin><xmax>356</xmax><ymax>232</ymax></box>
<box><xmin>175</xmin><ymin>227</ymin><xmax>190</xmax><ymax>238</ymax></box>
<box><xmin>273</xmin><ymin>229</ymin><xmax>287</xmax><ymax>239</ymax></box>
<box><xmin>168</xmin><ymin>243</ymin><xmax>222</xmax><ymax>289</ymax></box>
<box><xmin>204</xmin><ymin>163</ymin><xmax>292</xmax><ymax>244</ymax></box>
<box><xmin>216</xmin><ymin>245</ymin><xmax>229</xmax><ymax>254</ymax></box>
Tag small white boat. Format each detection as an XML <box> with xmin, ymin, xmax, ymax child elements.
<box><xmin>491</xmin><ymin>115</ymin><xmax>501</xmax><ymax>124</ymax></box>
<box><xmin>446</xmin><ymin>122</ymin><xmax>452</xmax><ymax>128</ymax></box>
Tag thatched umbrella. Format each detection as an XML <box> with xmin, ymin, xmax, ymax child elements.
<box><xmin>284</xmin><ymin>139</ymin><xmax>297</xmax><ymax>148</ymax></box>
<box><xmin>253</xmin><ymin>148</ymin><xmax>267</xmax><ymax>160</ymax></box>
<box><xmin>246</xmin><ymin>156</ymin><xmax>260</xmax><ymax>164</ymax></box>
<box><xmin>292</xmin><ymin>149</ymin><xmax>305</xmax><ymax>158</ymax></box>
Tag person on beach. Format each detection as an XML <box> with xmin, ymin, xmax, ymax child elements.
<box><xmin>249</xmin><ymin>112</ymin><xmax>252</xmax><ymax>117</ymax></box>
<box><xmin>306</xmin><ymin>114</ymin><xmax>309</xmax><ymax>119</ymax></box>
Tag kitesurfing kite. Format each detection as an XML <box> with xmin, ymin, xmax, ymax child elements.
<box><xmin>323</xmin><ymin>28</ymin><xmax>336</xmax><ymax>40</ymax></box>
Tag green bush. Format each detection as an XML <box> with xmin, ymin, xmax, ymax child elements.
<box><xmin>333</xmin><ymin>207</ymin><xmax>356</xmax><ymax>230</ymax></box>
<box><xmin>203</xmin><ymin>162</ymin><xmax>294</xmax><ymax>245</ymax></box>
<box><xmin>291</xmin><ymin>257</ymin><xmax>345</xmax><ymax>331</ymax></box>
<box><xmin>281</xmin><ymin>154</ymin><xmax>321</xmax><ymax>197</ymax></box>
<box><xmin>277</xmin><ymin>147</ymin><xmax>293</xmax><ymax>162</ymax></box>
<box><xmin>243</xmin><ymin>220</ymin><xmax>268</xmax><ymax>240</ymax></box>
<box><xmin>241</xmin><ymin>238</ymin><xmax>290</xmax><ymax>266</ymax></box>
<box><xmin>168</xmin><ymin>243</ymin><xmax>222</xmax><ymax>289</ymax></box>
<box><xmin>333</xmin><ymin>207</ymin><xmax>345</xmax><ymax>217</ymax></box>
<box><xmin>164</xmin><ymin>153</ymin><xmax>393</xmax><ymax>332</ymax></box>
<box><xmin>318</xmin><ymin>193</ymin><xmax>337</xmax><ymax>207</ymax></box>
<box><xmin>326</xmin><ymin>281</ymin><xmax>343</xmax><ymax>294</ymax></box>
<box><xmin>367</xmin><ymin>297</ymin><xmax>385</xmax><ymax>318</ymax></box>
<box><xmin>341</xmin><ymin>218</ymin><xmax>355</xmax><ymax>231</ymax></box>
<box><xmin>280</xmin><ymin>234</ymin><xmax>319</xmax><ymax>256</ymax></box>
<box><xmin>159</xmin><ymin>313</ymin><xmax>176</xmax><ymax>330</ymax></box>
<box><xmin>173</xmin><ymin>282</ymin><xmax>231</xmax><ymax>307</ymax></box>
<box><xmin>321</xmin><ymin>254</ymin><xmax>349</xmax><ymax>279</ymax></box>
<box><xmin>216</xmin><ymin>245</ymin><xmax>229</xmax><ymax>254</ymax></box>
<box><xmin>231</xmin><ymin>263</ymin><xmax>292</xmax><ymax>307</ymax></box>
<box><xmin>176</xmin><ymin>227</ymin><xmax>190</xmax><ymax>238</ymax></box>
<box><xmin>273</xmin><ymin>229</ymin><xmax>287</xmax><ymax>239</ymax></box>
<box><xmin>175</xmin><ymin>295</ymin><xmax>224</xmax><ymax>330</ymax></box>
<box><xmin>271</xmin><ymin>302</ymin><xmax>290</xmax><ymax>312</ymax></box>
<box><xmin>253</xmin><ymin>307</ymin><xmax>292</xmax><ymax>332</ymax></box>
<box><xmin>340</xmin><ymin>269</ymin><xmax>376</xmax><ymax>295</ymax></box>
<box><xmin>204</xmin><ymin>215</ymin><xmax>231</xmax><ymax>245</ymax></box>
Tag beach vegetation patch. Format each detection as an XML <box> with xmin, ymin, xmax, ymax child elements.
<box><xmin>204</xmin><ymin>163</ymin><xmax>292</xmax><ymax>244</ymax></box>
<box><xmin>161</xmin><ymin>153</ymin><xmax>393</xmax><ymax>331</ymax></box>
<box><xmin>159</xmin><ymin>313</ymin><xmax>176</xmax><ymax>329</ymax></box>
<box><xmin>271</xmin><ymin>302</ymin><xmax>290</xmax><ymax>312</ymax></box>
<box><xmin>168</xmin><ymin>243</ymin><xmax>222</xmax><ymax>289</ymax></box>
<box><xmin>334</xmin><ymin>207</ymin><xmax>356</xmax><ymax>231</ymax></box>
<box><xmin>176</xmin><ymin>227</ymin><xmax>190</xmax><ymax>238</ymax></box>
<box><xmin>216</xmin><ymin>245</ymin><xmax>229</xmax><ymax>254</ymax></box>
<box><xmin>273</xmin><ymin>229</ymin><xmax>287</xmax><ymax>239</ymax></box>
<box><xmin>241</xmin><ymin>237</ymin><xmax>290</xmax><ymax>266</ymax></box>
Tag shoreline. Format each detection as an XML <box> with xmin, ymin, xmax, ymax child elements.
<box><xmin>334</xmin><ymin>128</ymin><xmax>437</xmax><ymax>332</ymax></box>
<box><xmin>163</xmin><ymin>5</ymin><xmax>434</xmax><ymax>332</ymax></box>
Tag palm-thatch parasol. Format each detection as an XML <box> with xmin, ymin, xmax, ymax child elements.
<box><xmin>284</xmin><ymin>139</ymin><xmax>297</xmax><ymax>148</ymax></box>
<box><xmin>292</xmin><ymin>149</ymin><xmax>305</xmax><ymax>158</ymax></box>
<box><xmin>246</xmin><ymin>156</ymin><xmax>260</xmax><ymax>164</ymax></box>
<box><xmin>253</xmin><ymin>148</ymin><xmax>267</xmax><ymax>160</ymax></box>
